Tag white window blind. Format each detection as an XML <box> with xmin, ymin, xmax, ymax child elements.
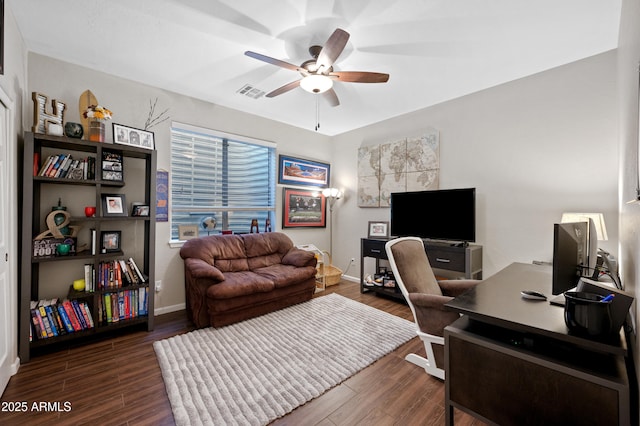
<box><xmin>170</xmin><ymin>123</ymin><xmax>276</xmax><ymax>239</ymax></box>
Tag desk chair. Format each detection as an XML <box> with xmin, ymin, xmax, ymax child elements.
<box><xmin>385</xmin><ymin>237</ymin><xmax>480</xmax><ymax>380</ymax></box>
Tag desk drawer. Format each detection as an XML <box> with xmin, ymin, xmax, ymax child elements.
<box><xmin>426</xmin><ymin>247</ymin><xmax>465</xmax><ymax>272</ymax></box>
<box><xmin>362</xmin><ymin>238</ymin><xmax>388</xmax><ymax>259</ymax></box>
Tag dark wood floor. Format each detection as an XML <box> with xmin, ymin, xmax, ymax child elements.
<box><xmin>1</xmin><ymin>281</ymin><xmax>485</xmax><ymax>425</ymax></box>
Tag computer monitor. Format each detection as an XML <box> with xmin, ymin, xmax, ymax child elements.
<box><xmin>552</xmin><ymin>221</ymin><xmax>589</xmax><ymax>296</ymax></box>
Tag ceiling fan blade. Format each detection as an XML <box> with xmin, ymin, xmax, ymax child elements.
<box><xmin>316</xmin><ymin>28</ymin><xmax>350</xmax><ymax>71</ymax></box>
<box><xmin>330</xmin><ymin>71</ymin><xmax>389</xmax><ymax>83</ymax></box>
<box><xmin>266</xmin><ymin>80</ymin><xmax>301</xmax><ymax>98</ymax></box>
<box><xmin>244</xmin><ymin>51</ymin><xmax>301</xmax><ymax>72</ymax></box>
<box><xmin>323</xmin><ymin>88</ymin><xmax>340</xmax><ymax>107</ymax></box>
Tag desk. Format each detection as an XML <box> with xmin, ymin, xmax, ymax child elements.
<box><xmin>444</xmin><ymin>262</ymin><xmax>631</xmax><ymax>426</ymax></box>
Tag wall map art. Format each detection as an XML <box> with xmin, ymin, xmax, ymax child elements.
<box><xmin>358</xmin><ymin>128</ymin><xmax>440</xmax><ymax>207</ymax></box>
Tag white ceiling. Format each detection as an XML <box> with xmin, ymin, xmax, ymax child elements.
<box><xmin>10</xmin><ymin>0</ymin><xmax>621</xmax><ymax>136</ymax></box>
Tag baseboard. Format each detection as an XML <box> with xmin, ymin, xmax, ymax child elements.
<box><xmin>342</xmin><ymin>274</ymin><xmax>359</xmax><ymax>283</ymax></box>
<box><xmin>154</xmin><ymin>303</ymin><xmax>186</xmax><ymax>316</ymax></box>
<box><xmin>11</xmin><ymin>356</ymin><xmax>20</xmax><ymax>376</ymax></box>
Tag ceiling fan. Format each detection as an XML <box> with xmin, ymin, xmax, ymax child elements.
<box><xmin>245</xmin><ymin>28</ymin><xmax>389</xmax><ymax>107</ymax></box>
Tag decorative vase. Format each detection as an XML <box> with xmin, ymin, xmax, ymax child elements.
<box><xmin>88</xmin><ymin>119</ymin><xmax>105</xmax><ymax>142</ymax></box>
<box><xmin>64</xmin><ymin>122</ymin><xmax>84</xmax><ymax>139</ymax></box>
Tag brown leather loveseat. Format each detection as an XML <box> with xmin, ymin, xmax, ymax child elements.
<box><xmin>180</xmin><ymin>232</ymin><xmax>317</xmax><ymax>328</ymax></box>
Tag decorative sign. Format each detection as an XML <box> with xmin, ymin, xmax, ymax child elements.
<box><xmin>32</xmin><ymin>92</ymin><xmax>66</xmax><ymax>134</ymax></box>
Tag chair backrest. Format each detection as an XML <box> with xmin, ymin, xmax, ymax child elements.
<box><xmin>386</xmin><ymin>237</ymin><xmax>442</xmax><ymax>298</ymax></box>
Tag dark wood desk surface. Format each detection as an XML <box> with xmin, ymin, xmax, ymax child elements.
<box><xmin>445</xmin><ymin>262</ymin><xmax>626</xmax><ymax>356</ymax></box>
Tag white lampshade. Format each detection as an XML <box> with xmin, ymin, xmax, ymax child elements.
<box><xmin>300</xmin><ymin>75</ymin><xmax>333</xmax><ymax>94</ymax></box>
<box><xmin>561</xmin><ymin>212</ymin><xmax>608</xmax><ymax>241</ymax></box>
<box><xmin>322</xmin><ymin>187</ymin><xmax>342</xmax><ymax>198</ymax></box>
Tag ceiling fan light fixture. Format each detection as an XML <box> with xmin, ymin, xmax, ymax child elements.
<box><xmin>300</xmin><ymin>74</ymin><xmax>333</xmax><ymax>94</ymax></box>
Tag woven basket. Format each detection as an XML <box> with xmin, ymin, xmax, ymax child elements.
<box><xmin>322</xmin><ymin>250</ymin><xmax>343</xmax><ymax>286</ymax></box>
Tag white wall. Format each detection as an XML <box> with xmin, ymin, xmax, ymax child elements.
<box><xmin>25</xmin><ymin>54</ymin><xmax>332</xmax><ymax>312</ymax></box>
<box><xmin>618</xmin><ymin>0</ymin><xmax>640</xmax><ymax>412</ymax></box>
<box><xmin>331</xmin><ymin>51</ymin><xmax>619</xmax><ymax>280</ymax></box>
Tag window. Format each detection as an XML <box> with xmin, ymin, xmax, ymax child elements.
<box><xmin>170</xmin><ymin>123</ymin><xmax>276</xmax><ymax>240</ymax></box>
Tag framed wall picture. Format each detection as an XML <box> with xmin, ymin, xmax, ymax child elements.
<box><xmin>100</xmin><ymin>230</ymin><xmax>121</xmax><ymax>253</ymax></box>
<box><xmin>278</xmin><ymin>155</ymin><xmax>330</xmax><ymax>187</ymax></box>
<box><xmin>368</xmin><ymin>221</ymin><xmax>389</xmax><ymax>238</ymax></box>
<box><xmin>113</xmin><ymin>123</ymin><xmax>155</xmax><ymax>150</ymax></box>
<box><xmin>101</xmin><ymin>193</ymin><xmax>127</xmax><ymax>217</ymax></box>
<box><xmin>178</xmin><ymin>224</ymin><xmax>199</xmax><ymax>240</ymax></box>
<box><xmin>282</xmin><ymin>188</ymin><xmax>326</xmax><ymax>228</ymax></box>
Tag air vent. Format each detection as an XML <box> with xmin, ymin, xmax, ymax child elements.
<box><xmin>237</xmin><ymin>84</ymin><xmax>265</xmax><ymax>99</ymax></box>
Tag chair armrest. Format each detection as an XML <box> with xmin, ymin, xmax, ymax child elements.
<box><xmin>282</xmin><ymin>248</ymin><xmax>317</xmax><ymax>268</ymax></box>
<box><xmin>409</xmin><ymin>293</ymin><xmax>455</xmax><ymax>311</ymax></box>
<box><xmin>438</xmin><ymin>279</ymin><xmax>481</xmax><ymax>297</ymax></box>
<box><xmin>184</xmin><ymin>258</ymin><xmax>225</xmax><ymax>281</ymax></box>
<box><xmin>408</xmin><ymin>292</ymin><xmax>460</xmax><ymax>337</ymax></box>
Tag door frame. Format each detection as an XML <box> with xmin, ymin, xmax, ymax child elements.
<box><xmin>0</xmin><ymin>83</ymin><xmax>18</xmax><ymax>396</ymax></box>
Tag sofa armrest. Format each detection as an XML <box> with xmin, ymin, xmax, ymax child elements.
<box><xmin>438</xmin><ymin>279</ymin><xmax>481</xmax><ymax>298</ymax></box>
<box><xmin>282</xmin><ymin>248</ymin><xmax>317</xmax><ymax>268</ymax></box>
<box><xmin>184</xmin><ymin>258</ymin><xmax>225</xmax><ymax>282</ymax></box>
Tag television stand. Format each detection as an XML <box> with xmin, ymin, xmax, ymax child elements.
<box><xmin>360</xmin><ymin>238</ymin><xmax>483</xmax><ymax>300</ymax></box>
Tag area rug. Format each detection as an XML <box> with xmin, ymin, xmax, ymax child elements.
<box><xmin>153</xmin><ymin>293</ymin><xmax>416</xmax><ymax>426</ymax></box>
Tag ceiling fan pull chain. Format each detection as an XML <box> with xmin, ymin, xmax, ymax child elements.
<box><xmin>315</xmin><ymin>97</ymin><xmax>320</xmax><ymax>131</ymax></box>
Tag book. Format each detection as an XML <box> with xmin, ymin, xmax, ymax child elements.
<box><xmin>31</xmin><ymin>308</ymin><xmax>46</xmax><ymax>339</ymax></box>
<box><xmin>47</xmin><ymin>154</ymin><xmax>67</xmax><ymax>178</ymax></box>
<box><xmin>103</xmin><ymin>294</ymin><xmax>112</xmax><ymax>323</ymax></box>
<box><xmin>38</xmin><ymin>306</ymin><xmax>54</xmax><ymax>337</ymax></box>
<box><xmin>56</xmin><ymin>304</ymin><xmax>75</xmax><ymax>333</ymax></box>
<box><xmin>63</xmin><ymin>300</ymin><xmax>82</xmax><ymax>331</ymax></box>
<box><xmin>71</xmin><ymin>300</ymin><xmax>88</xmax><ymax>329</ymax></box>
<box><xmin>80</xmin><ymin>302</ymin><xmax>94</xmax><ymax>328</ymax></box>
<box><xmin>129</xmin><ymin>257</ymin><xmax>146</xmax><ymax>283</ymax></box>
<box><xmin>45</xmin><ymin>305</ymin><xmax>62</xmax><ymax>336</ymax></box>
<box><xmin>39</xmin><ymin>155</ymin><xmax>55</xmax><ymax>176</ymax></box>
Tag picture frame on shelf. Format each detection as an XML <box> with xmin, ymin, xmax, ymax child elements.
<box><xmin>131</xmin><ymin>204</ymin><xmax>150</xmax><ymax>217</ymax></box>
<box><xmin>178</xmin><ymin>224</ymin><xmax>199</xmax><ymax>240</ymax></box>
<box><xmin>101</xmin><ymin>193</ymin><xmax>127</xmax><ymax>216</ymax></box>
<box><xmin>368</xmin><ymin>221</ymin><xmax>389</xmax><ymax>238</ymax></box>
<box><xmin>278</xmin><ymin>155</ymin><xmax>330</xmax><ymax>187</ymax></box>
<box><xmin>282</xmin><ymin>187</ymin><xmax>326</xmax><ymax>228</ymax></box>
<box><xmin>102</xmin><ymin>150</ymin><xmax>123</xmax><ymax>182</ymax></box>
<box><xmin>112</xmin><ymin>123</ymin><xmax>155</xmax><ymax>150</ymax></box>
<box><xmin>100</xmin><ymin>230</ymin><xmax>121</xmax><ymax>253</ymax></box>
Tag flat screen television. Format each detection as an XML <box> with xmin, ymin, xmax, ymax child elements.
<box><xmin>390</xmin><ymin>188</ymin><xmax>476</xmax><ymax>243</ymax></box>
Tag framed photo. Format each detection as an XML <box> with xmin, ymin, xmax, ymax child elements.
<box><xmin>368</xmin><ymin>221</ymin><xmax>389</xmax><ymax>238</ymax></box>
<box><xmin>112</xmin><ymin>123</ymin><xmax>155</xmax><ymax>150</ymax></box>
<box><xmin>282</xmin><ymin>188</ymin><xmax>326</xmax><ymax>228</ymax></box>
<box><xmin>278</xmin><ymin>155</ymin><xmax>330</xmax><ymax>187</ymax></box>
<box><xmin>100</xmin><ymin>231</ymin><xmax>121</xmax><ymax>253</ymax></box>
<box><xmin>131</xmin><ymin>204</ymin><xmax>150</xmax><ymax>217</ymax></box>
<box><xmin>178</xmin><ymin>224</ymin><xmax>199</xmax><ymax>240</ymax></box>
<box><xmin>101</xmin><ymin>194</ymin><xmax>127</xmax><ymax>217</ymax></box>
<box><xmin>102</xmin><ymin>150</ymin><xmax>123</xmax><ymax>182</ymax></box>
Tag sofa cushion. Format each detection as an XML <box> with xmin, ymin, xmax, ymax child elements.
<box><xmin>242</xmin><ymin>233</ymin><xmax>293</xmax><ymax>270</ymax></box>
<box><xmin>180</xmin><ymin>234</ymin><xmax>250</xmax><ymax>272</ymax></box>
<box><xmin>254</xmin><ymin>264</ymin><xmax>317</xmax><ymax>289</ymax></box>
<box><xmin>206</xmin><ymin>271</ymin><xmax>274</xmax><ymax>299</ymax></box>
